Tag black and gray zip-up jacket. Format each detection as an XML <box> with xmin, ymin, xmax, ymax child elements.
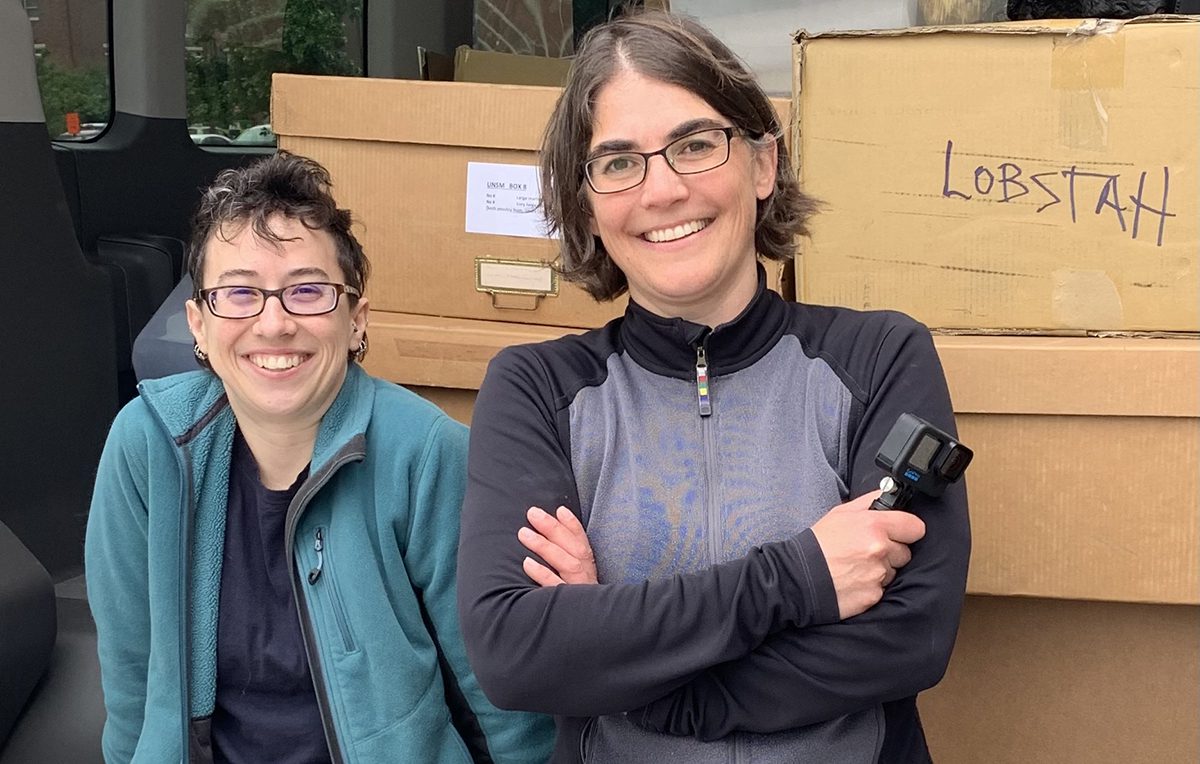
<box><xmin>457</xmin><ymin>273</ymin><xmax>970</xmax><ymax>764</ymax></box>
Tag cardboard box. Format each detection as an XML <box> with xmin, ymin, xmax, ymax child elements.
<box><xmin>453</xmin><ymin>46</ymin><xmax>572</xmax><ymax>87</ymax></box>
<box><xmin>920</xmin><ymin>595</ymin><xmax>1199</xmax><ymax>763</ymax></box>
<box><xmin>274</xmin><ymin>74</ymin><xmax>794</xmax><ymax>329</ymax></box>
<box><xmin>363</xmin><ymin>312</ymin><xmax>581</xmax><ymax>392</ymax></box>
<box><xmin>274</xmin><ymin>74</ymin><xmax>625</xmax><ymax>328</ymax></box>
<box><xmin>409</xmin><ymin>385</ymin><xmax>477</xmax><ymax>425</ymax></box>
<box><xmin>791</xmin><ymin>17</ymin><xmax>1200</xmax><ymax>333</ymax></box>
<box><xmin>937</xmin><ymin>335</ymin><xmax>1199</xmax><ymax>605</ymax></box>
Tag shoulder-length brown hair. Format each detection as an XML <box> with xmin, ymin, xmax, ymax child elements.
<box><xmin>540</xmin><ymin>11</ymin><xmax>817</xmax><ymax>302</ymax></box>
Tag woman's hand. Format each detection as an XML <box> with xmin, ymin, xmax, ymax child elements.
<box><xmin>810</xmin><ymin>491</ymin><xmax>925</xmax><ymax>619</ymax></box>
<box><xmin>517</xmin><ymin>506</ymin><xmax>599</xmax><ymax>586</ymax></box>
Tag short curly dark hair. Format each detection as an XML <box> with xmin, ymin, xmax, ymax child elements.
<box><xmin>187</xmin><ymin>151</ymin><xmax>370</xmax><ymax>365</ymax></box>
<box><xmin>540</xmin><ymin>11</ymin><xmax>818</xmax><ymax>302</ymax></box>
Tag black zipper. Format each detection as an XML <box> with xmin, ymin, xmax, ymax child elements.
<box><xmin>284</xmin><ymin>448</ymin><xmax>364</xmax><ymax>764</ymax></box>
<box><xmin>307</xmin><ymin>527</ymin><xmax>356</xmax><ymax>651</ymax></box>
<box><xmin>178</xmin><ymin>445</ymin><xmax>195</xmax><ymax>760</ymax></box>
<box><xmin>690</xmin><ymin>344</ymin><xmax>746</xmax><ymax>764</ymax></box>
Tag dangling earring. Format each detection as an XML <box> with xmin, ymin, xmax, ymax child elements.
<box><xmin>353</xmin><ymin>338</ymin><xmax>367</xmax><ymax>363</ymax></box>
<box><xmin>193</xmin><ymin>344</ymin><xmax>208</xmax><ymax>362</ymax></box>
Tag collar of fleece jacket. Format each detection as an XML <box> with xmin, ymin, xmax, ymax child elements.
<box><xmin>618</xmin><ymin>263</ymin><xmax>788</xmax><ymax>380</ymax></box>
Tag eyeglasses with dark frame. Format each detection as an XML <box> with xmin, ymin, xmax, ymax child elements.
<box><xmin>584</xmin><ymin>126</ymin><xmax>745</xmax><ymax>195</ymax></box>
<box><xmin>197</xmin><ymin>282</ymin><xmax>361</xmax><ymax>319</ymax></box>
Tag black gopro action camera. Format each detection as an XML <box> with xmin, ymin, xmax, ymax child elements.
<box><xmin>871</xmin><ymin>413</ymin><xmax>973</xmax><ymax>511</ymax></box>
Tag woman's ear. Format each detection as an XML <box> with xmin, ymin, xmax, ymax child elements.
<box><xmin>753</xmin><ymin>134</ymin><xmax>779</xmax><ymax>201</ymax></box>
<box><xmin>185</xmin><ymin>298</ymin><xmax>207</xmax><ymax>355</ymax></box>
<box><xmin>349</xmin><ymin>298</ymin><xmax>370</xmax><ymax>345</ymax></box>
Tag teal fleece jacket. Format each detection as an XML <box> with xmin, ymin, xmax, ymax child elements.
<box><xmin>85</xmin><ymin>364</ymin><xmax>553</xmax><ymax>763</ymax></box>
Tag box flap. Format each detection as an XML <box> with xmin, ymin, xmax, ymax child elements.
<box><xmin>272</xmin><ymin>73</ymin><xmax>562</xmax><ymax>151</ymax></box>
<box><xmin>453</xmin><ymin>46</ymin><xmax>573</xmax><ymax>87</ymax></box>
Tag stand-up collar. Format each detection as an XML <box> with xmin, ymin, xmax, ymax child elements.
<box><xmin>618</xmin><ymin>265</ymin><xmax>790</xmax><ymax>380</ymax></box>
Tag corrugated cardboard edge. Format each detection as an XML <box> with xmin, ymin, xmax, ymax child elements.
<box><xmin>365</xmin><ymin>314</ymin><xmax>1199</xmax><ymax>418</ymax></box>
<box><xmin>271</xmin><ymin>73</ymin><xmax>562</xmax><ymax>150</ymax></box>
<box><xmin>789</xmin><ymin>14</ymin><xmax>1200</xmax><ymax>155</ymax></box>
<box><xmin>453</xmin><ymin>45</ymin><xmax>573</xmax><ymax>87</ymax></box>
<box><xmin>790</xmin><ymin>15</ymin><xmax>1200</xmax><ymax>155</ymax></box>
<box><xmin>933</xmin><ymin>328</ymin><xmax>1200</xmax><ymax>339</ymax></box>
<box><xmin>793</xmin><ymin>14</ymin><xmax>1199</xmax><ymax>42</ymax></box>
<box><xmin>362</xmin><ymin>312</ymin><xmax>582</xmax><ymax>389</ymax></box>
<box><xmin>938</xmin><ymin>335</ymin><xmax>1198</xmax><ymax>416</ymax></box>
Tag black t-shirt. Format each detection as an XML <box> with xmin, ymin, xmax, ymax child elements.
<box><xmin>211</xmin><ymin>429</ymin><xmax>331</xmax><ymax>764</ymax></box>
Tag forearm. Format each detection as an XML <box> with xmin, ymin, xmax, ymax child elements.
<box><xmin>459</xmin><ymin>525</ymin><xmax>838</xmax><ymax>716</ymax></box>
<box><xmin>458</xmin><ymin>347</ymin><xmax>841</xmax><ymax>716</ymax></box>
<box><xmin>633</xmin><ymin>482</ymin><xmax>969</xmax><ymax>738</ymax></box>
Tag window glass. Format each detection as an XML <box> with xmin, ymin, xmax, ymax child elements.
<box><xmin>186</xmin><ymin>0</ymin><xmax>364</xmax><ymax>147</ymax></box>
<box><xmin>30</xmin><ymin>0</ymin><xmax>112</xmax><ymax>141</ymax></box>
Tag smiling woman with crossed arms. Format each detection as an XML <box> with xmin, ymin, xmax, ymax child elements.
<box><xmin>456</xmin><ymin>10</ymin><xmax>970</xmax><ymax>764</ymax></box>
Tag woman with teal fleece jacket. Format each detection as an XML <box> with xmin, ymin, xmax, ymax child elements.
<box><xmin>85</xmin><ymin>153</ymin><xmax>552</xmax><ymax>763</ymax></box>
<box><xmin>86</xmin><ymin>365</ymin><xmax>551</xmax><ymax>763</ymax></box>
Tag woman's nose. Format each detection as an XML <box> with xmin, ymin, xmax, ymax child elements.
<box><xmin>639</xmin><ymin>155</ymin><xmax>689</xmax><ymax>206</ymax></box>
<box><xmin>253</xmin><ymin>294</ymin><xmax>295</xmax><ymax>335</ymax></box>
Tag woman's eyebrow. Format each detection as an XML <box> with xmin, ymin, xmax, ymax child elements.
<box><xmin>212</xmin><ymin>266</ymin><xmax>331</xmax><ymax>284</ymax></box>
<box><xmin>588</xmin><ymin>117</ymin><xmax>728</xmax><ymax>159</ymax></box>
<box><xmin>666</xmin><ymin>117</ymin><xmax>725</xmax><ymax>141</ymax></box>
<box><xmin>214</xmin><ymin>268</ymin><xmax>257</xmax><ymax>284</ymax></box>
<box><xmin>587</xmin><ymin>138</ymin><xmax>636</xmax><ymax>159</ymax></box>
<box><xmin>286</xmin><ymin>266</ymin><xmax>332</xmax><ymax>280</ymax></box>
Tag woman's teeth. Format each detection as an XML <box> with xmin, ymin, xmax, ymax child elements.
<box><xmin>643</xmin><ymin>219</ymin><xmax>709</xmax><ymax>243</ymax></box>
<box><xmin>250</xmin><ymin>354</ymin><xmax>304</xmax><ymax>370</ymax></box>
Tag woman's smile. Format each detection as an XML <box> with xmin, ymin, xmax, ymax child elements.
<box><xmin>640</xmin><ymin>218</ymin><xmax>711</xmax><ymax>243</ymax></box>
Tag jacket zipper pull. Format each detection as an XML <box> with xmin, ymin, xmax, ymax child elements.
<box><xmin>695</xmin><ymin>345</ymin><xmax>712</xmax><ymax>418</ymax></box>
<box><xmin>307</xmin><ymin>528</ymin><xmax>325</xmax><ymax>584</ymax></box>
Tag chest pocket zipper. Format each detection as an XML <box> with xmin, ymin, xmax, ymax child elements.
<box><xmin>306</xmin><ymin>527</ymin><xmax>356</xmax><ymax>652</ymax></box>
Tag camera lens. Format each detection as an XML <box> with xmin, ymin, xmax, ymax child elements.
<box><xmin>940</xmin><ymin>447</ymin><xmax>967</xmax><ymax>480</ymax></box>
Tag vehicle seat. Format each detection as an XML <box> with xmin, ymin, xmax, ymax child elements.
<box><xmin>0</xmin><ymin>5</ymin><xmax>111</xmax><ymax>761</ymax></box>
<box><xmin>133</xmin><ymin>274</ymin><xmax>201</xmax><ymax>381</ymax></box>
<box><xmin>0</xmin><ymin>523</ymin><xmax>55</xmax><ymax>750</ymax></box>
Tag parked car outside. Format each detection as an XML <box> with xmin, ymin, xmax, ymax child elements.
<box><xmin>234</xmin><ymin>123</ymin><xmax>275</xmax><ymax>145</ymax></box>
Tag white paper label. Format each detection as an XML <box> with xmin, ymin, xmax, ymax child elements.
<box><xmin>464</xmin><ymin>162</ymin><xmax>556</xmax><ymax>240</ymax></box>
<box><xmin>477</xmin><ymin>260</ymin><xmax>555</xmax><ymax>294</ymax></box>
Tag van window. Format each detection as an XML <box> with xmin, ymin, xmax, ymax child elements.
<box><xmin>186</xmin><ymin>0</ymin><xmax>365</xmax><ymax>147</ymax></box>
<box><xmin>31</xmin><ymin>0</ymin><xmax>112</xmax><ymax>141</ymax></box>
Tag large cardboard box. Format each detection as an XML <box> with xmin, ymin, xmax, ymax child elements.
<box><xmin>273</xmin><ymin>75</ymin><xmax>623</xmax><ymax>329</ymax></box>
<box><xmin>937</xmin><ymin>335</ymin><xmax>1199</xmax><ymax>604</ymax></box>
<box><xmin>791</xmin><ymin>17</ymin><xmax>1200</xmax><ymax>333</ymax></box>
